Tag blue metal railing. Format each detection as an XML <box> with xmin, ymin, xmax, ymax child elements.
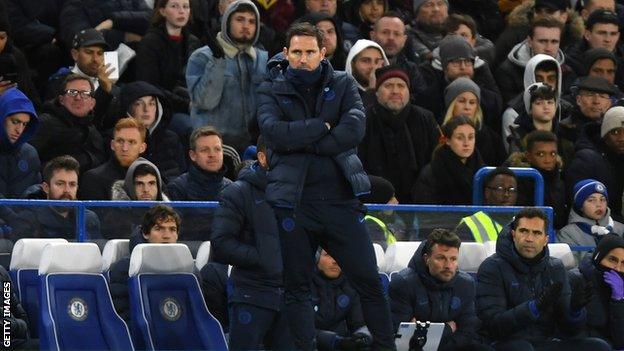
<box><xmin>473</xmin><ymin>167</ymin><xmax>545</xmax><ymax>206</ymax></box>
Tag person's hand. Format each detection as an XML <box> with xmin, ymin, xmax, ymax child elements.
<box><xmin>536</xmin><ymin>282</ymin><xmax>563</xmax><ymax>311</ymax></box>
<box><xmin>124</xmin><ymin>32</ymin><xmax>142</xmax><ymax>42</ymax></box>
<box><xmin>604</xmin><ymin>270</ymin><xmax>624</xmax><ymax>301</ymax></box>
<box><xmin>368</xmin><ymin>70</ymin><xmax>376</xmax><ymax>91</ymax></box>
<box><xmin>95</xmin><ymin>19</ymin><xmax>113</xmax><ymax>31</ymax></box>
<box><xmin>446</xmin><ymin>320</ymin><xmax>457</xmax><ymax>333</ymax></box>
<box><xmin>325</xmin><ymin>122</ymin><xmax>331</xmax><ymax>130</ymax></box>
<box><xmin>570</xmin><ymin>280</ymin><xmax>593</xmax><ymax>311</ymax></box>
<box><xmin>337</xmin><ymin>331</ymin><xmax>372</xmax><ymax>350</ymax></box>
<box><xmin>205</xmin><ymin>31</ymin><xmax>225</xmax><ymax>59</ymax></box>
<box><xmin>0</xmin><ymin>79</ymin><xmax>17</xmax><ymax>95</ymax></box>
<box><xmin>97</xmin><ymin>63</ymin><xmax>115</xmax><ymax>92</ymax></box>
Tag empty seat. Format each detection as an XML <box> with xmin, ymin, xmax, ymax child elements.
<box><xmin>39</xmin><ymin>243</ymin><xmax>134</xmax><ymax>351</ymax></box>
<box><xmin>548</xmin><ymin>243</ymin><xmax>576</xmax><ymax>270</ymax></box>
<box><xmin>383</xmin><ymin>242</ymin><xmax>421</xmax><ymax>273</ymax></box>
<box><xmin>102</xmin><ymin>239</ymin><xmax>130</xmax><ymax>280</ymax></box>
<box><xmin>372</xmin><ymin>243</ymin><xmax>385</xmax><ymax>271</ymax></box>
<box><xmin>9</xmin><ymin>238</ymin><xmax>68</xmax><ymax>338</ymax></box>
<box><xmin>458</xmin><ymin>242</ymin><xmax>487</xmax><ymax>274</ymax></box>
<box><xmin>484</xmin><ymin>240</ymin><xmax>497</xmax><ymax>257</ymax></box>
<box><xmin>195</xmin><ymin>241</ymin><xmax>211</xmax><ymax>271</ymax></box>
<box><xmin>128</xmin><ymin>244</ymin><xmax>227</xmax><ymax>350</ymax></box>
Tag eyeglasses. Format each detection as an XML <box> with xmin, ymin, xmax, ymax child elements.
<box><xmin>486</xmin><ymin>186</ymin><xmax>517</xmax><ymax>195</ymax></box>
<box><xmin>64</xmin><ymin>89</ymin><xmax>94</xmax><ymax>99</ymax></box>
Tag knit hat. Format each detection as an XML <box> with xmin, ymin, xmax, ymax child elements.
<box><xmin>444</xmin><ymin>77</ymin><xmax>480</xmax><ymax>112</ymax></box>
<box><xmin>593</xmin><ymin>234</ymin><xmax>624</xmax><ymax>268</ymax></box>
<box><xmin>413</xmin><ymin>0</ymin><xmax>447</xmax><ymax>13</ymax></box>
<box><xmin>573</xmin><ymin>179</ymin><xmax>608</xmax><ymax>212</ymax></box>
<box><xmin>439</xmin><ymin>35</ymin><xmax>475</xmax><ymax>68</ymax></box>
<box><xmin>359</xmin><ymin>176</ymin><xmax>395</xmax><ymax>204</ymax></box>
<box><xmin>601</xmin><ymin>106</ymin><xmax>624</xmax><ymax>138</ymax></box>
<box><xmin>582</xmin><ymin>48</ymin><xmax>617</xmax><ymax>76</ymax></box>
<box><xmin>375</xmin><ymin>64</ymin><xmax>410</xmax><ymax>90</ymax></box>
<box><xmin>586</xmin><ymin>9</ymin><xmax>619</xmax><ymax>30</ymax></box>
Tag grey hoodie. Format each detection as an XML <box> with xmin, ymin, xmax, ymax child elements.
<box><xmin>221</xmin><ymin>0</ymin><xmax>260</xmax><ymax>48</ymax></box>
<box><xmin>507</xmin><ymin>40</ymin><xmax>565</xmax><ymax>69</ymax></box>
<box><xmin>345</xmin><ymin>39</ymin><xmax>389</xmax><ymax>91</ymax></box>
<box><xmin>111</xmin><ymin>158</ymin><xmax>168</xmax><ymax>201</ymax></box>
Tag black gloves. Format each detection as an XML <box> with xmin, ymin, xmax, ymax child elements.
<box><xmin>205</xmin><ymin>31</ymin><xmax>225</xmax><ymax>59</ymax></box>
<box><xmin>338</xmin><ymin>331</ymin><xmax>373</xmax><ymax>351</ymax></box>
<box><xmin>570</xmin><ymin>280</ymin><xmax>593</xmax><ymax>311</ymax></box>
<box><xmin>536</xmin><ymin>282</ymin><xmax>563</xmax><ymax>311</ymax></box>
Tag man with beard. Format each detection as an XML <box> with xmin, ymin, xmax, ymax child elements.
<box><xmin>345</xmin><ymin>39</ymin><xmax>388</xmax><ymax>101</ymax></box>
<box><xmin>408</xmin><ymin>0</ymin><xmax>449</xmax><ymax>63</ymax></box>
<box><xmin>12</xmin><ymin>155</ymin><xmax>100</xmax><ymax>240</ymax></box>
<box><xmin>186</xmin><ymin>0</ymin><xmax>268</xmax><ymax>152</ymax></box>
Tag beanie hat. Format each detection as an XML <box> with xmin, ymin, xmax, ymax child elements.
<box><xmin>593</xmin><ymin>234</ymin><xmax>624</xmax><ymax>268</ymax></box>
<box><xmin>0</xmin><ymin>1</ymin><xmax>10</xmax><ymax>34</ymax></box>
<box><xmin>413</xmin><ymin>0</ymin><xmax>448</xmax><ymax>13</ymax></box>
<box><xmin>375</xmin><ymin>64</ymin><xmax>410</xmax><ymax>90</ymax></box>
<box><xmin>582</xmin><ymin>48</ymin><xmax>617</xmax><ymax>76</ymax></box>
<box><xmin>573</xmin><ymin>179</ymin><xmax>608</xmax><ymax>212</ymax></box>
<box><xmin>359</xmin><ymin>176</ymin><xmax>395</xmax><ymax>204</ymax></box>
<box><xmin>439</xmin><ymin>35</ymin><xmax>475</xmax><ymax>68</ymax></box>
<box><xmin>601</xmin><ymin>106</ymin><xmax>624</xmax><ymax>138</ymax></box>
<box><xmin>444</xmin><ymin>77</ymin><xmax>480</xmax><ymax>112</ymax></box>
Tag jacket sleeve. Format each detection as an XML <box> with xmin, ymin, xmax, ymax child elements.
<box><xmin>135</xmin><ymin>36</ymin><xmax>163</xmax><ymax>87</ymax></box>
<box><xmin>476</xmin><ymin>259</ymin><xmax>539</xmax><ymax>339</ymax></box>
<box><xmin>554</xmin><ymin>263</ymin><xmax>586</xmax><ymax>336</ymax></box>
<box><xmin>313</xmin><ymin>76</ymin><xmax>367</xmax><ymax>156</ymax></box>
<box><xmin>388</xmin><ymin>273</ymin><xmax>415</xmax><ymax>331</ymax></box>
<box><xmin>256</xmin><ymin>83</ymin><xmax>329</xmax><ymax>152</ymax></box>
<box><xmin>186</xmin><ymin>47</ymin><xmax>227</xmax><ymax>111</ymax></box>
<box><xmin>345</xmin><ymin>289</ymin><xmax>367</xmax><ymax>333</ymax></box>
<box><xmin>109</xmin><ymin>0</ymin><xmax>151</xmax><ymax>35</ymax></box>
<box><xmin>609</xmin><ymin>299</ymin><xmax>624</xmax><ymax>349</ymax></box>
<box><xmin>108</xmin><ymin>259</ymin><xmax>130</xmax><ymax>322</ymax></box>
<box><xmin>199</xmin><ymin>262</ymin><xmax>229</xmax><ymax>330</ymax></box>
<box><xmin>442</xmin><ymin>277</ymin><xmax>482</xmax><ymax>350</ymax></box>
<box><xmin>210</xmin><ymin>183</ymin><xmax>261</xmax><ymax>268</ymax></box>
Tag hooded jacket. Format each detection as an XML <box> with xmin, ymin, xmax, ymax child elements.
<box><xmin>211</xmin><ymin>162</ymin><xmax>284</xmax><ymax>310</ymax></box>
<box><xmin>118</xmin><ymin>81</ymin><xmax>186</xmax><ymax>183</ymax></box>
<box><xmin>389</xmin><ymin>240</ymin><xmax>483</xmax><ymax>350</ymax></box>
<box><xmin>186</xmin><ymin>0</ymin><xmax>268</xmax><ymax>152</ymax></box>
<box><xmin>110</xmin><ymin>157</ymin><xmax>168</xmax><ymax>201</ymax></box>
<box><xmin>345</xmin><ymin>39</ymin><xmax>389</xmax><ymax>91</ymax></box>
<box><xmin>0</xmin><ymin>88</ymin><xmax>41</xmax><ymax>199</ymax></box>
<box><xmin>256</xmin><ymin>54</ymin><xmax>370</xmax><ymax>208</ymax></box>
<box><xmin>476</xmin><ymin>225</ymin><xmax>585</xmax><ymax>342</ymax></box>
<box><xmin>558</xmin><ymin>208</ymin><xmax>624</xmax><ymax>264</ymax></box>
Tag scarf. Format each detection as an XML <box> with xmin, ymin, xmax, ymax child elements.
<box><xmin>575</xmin><ymin>217</ymin><xmax>614</xmax><ymax>244</ymax></box>
<box><xmin>431</xmin><ymin>145</ymin><xmax>483</xmax><ymax>205</ymax></box>
<box><xmin>285</xmin><ymin>65</ymin><xmax>322</xmax><ymax>87</ymax></box>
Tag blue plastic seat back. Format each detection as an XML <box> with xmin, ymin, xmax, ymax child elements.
<box><xmin>379</xmin><ymin>272</ymin><xmax>390</xmax><ymax>295</ymax></box>
<box><xmin>40</xmin><ymin>273</ymin><xmax>134</xmax><ymax>351</ymax></box>
<box><xmin>129</xmin><ymin>273</ymin><xmax>227</xmax><ymax>351</ymax></box>
<box><xmin>16</xmin><ymin>269</ymin><xmax>40</xmax><ymax>338</ymax></box>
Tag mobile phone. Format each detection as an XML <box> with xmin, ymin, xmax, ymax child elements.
<box><xmin>104</xmin><ymin>51</ymin><xmax>119</xmax><ymax>80</ymax></box>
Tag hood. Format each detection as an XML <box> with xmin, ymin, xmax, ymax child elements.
<box><xmin>237</xmin><ymin>161</ymin><xmax>267</xmax><ymax>190</ymax></box>
<box><xmin>345</xmin><ymin>39</ymin><xmax>389</xmax><ymax>90</ymax></box>
<box><xmin>0</xmin><ymin>88</ymin><xmax>38</xmax><ymax>151</ymax></box>
<box><xmin>407</xmin><ymin>240</ymin><xmax>458</xmax><ymax>289</ymax></box>
<box><xmin>220</xmin><ymin>0</ymin><xmax>260</xmax><ymax>47</ymax></box>
<box><xmin>118</xmin><ymin>81</ymin><xmax>171</xmax><ymax>135</ymax></box>
<box><xmin>122</xmin><ymin>158</ymin><xmax>165</xmax><ymax>201</ymax></box>
<box><xmin>523</xmin><ymin>80</ymin><xmax>561</xmax><ymax>115</ymax></box>
<box><xmin>567</xmin><ymin>206</ymin><xmax>615</xmax><ymax>227</ymax></box>
<box><xmin>523</xmin><ymin>54</ymin><xmax>563</xmax><ymax>102</ymax></box>
<box><xmin>496</xmin><ymin>225</ymin><xmax>550</xmax><ymax>273</ymax></box>
<box><xmin>509</xmin><ymin>41</ymin><xmax>565</xmax><ymax>71</ymax></box>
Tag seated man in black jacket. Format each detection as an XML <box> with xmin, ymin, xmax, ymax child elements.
<box><xmin>389</xmin><ymin>229</ymin><xmax>492</xmax><ymax>351</ymax></box>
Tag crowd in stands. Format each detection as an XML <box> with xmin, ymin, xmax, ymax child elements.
<box><xmin>1</xmin><ymin>0</ymin><xmax>624</xmax><ymax>349</ymax></box>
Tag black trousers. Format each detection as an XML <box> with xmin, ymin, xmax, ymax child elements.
<box><xmin>228</xmin><ymin>302</ymin><xmax>293</xmax><ymax>350</ymax></box>
<box><xmin>274</xmin><ymin>200</ymin><xmax>395</xmax><ymax>350</ymax></box>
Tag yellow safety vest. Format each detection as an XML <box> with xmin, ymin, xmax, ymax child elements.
<box><xmin>364</xmin><ymin>215</ymin><xmax>397</xmax><ymax>246</ymax></box>
<box><xmin>460</xmin><ymin>211</ymin><xmax>502</xmax><ymax>243</ymax></box>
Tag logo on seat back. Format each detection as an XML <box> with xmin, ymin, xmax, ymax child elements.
<box><xmin>160</xmin><ymin>298</ymin><xmax>181</xmax><ymax>321</ymax></box>
<box><xmin>67</xmin><ymin>298</ymin><xmax>88</xmax><ymax>321</ymax></box>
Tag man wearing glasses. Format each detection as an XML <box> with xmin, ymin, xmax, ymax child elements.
<box><xmin>455</xmin><ymin>167</ymin><xmax>517</xmax><ymax>243</ymax></box>
<box><xmin>31</xmin><ymin>74</ymin><xmax>106</xmax><ymax>175</ymax></box>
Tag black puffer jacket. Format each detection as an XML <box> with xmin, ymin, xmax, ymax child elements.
<box><xmin>389</xmin><ymin>240</ymin><xmax>483</xmax><ymax>350</ymax></box>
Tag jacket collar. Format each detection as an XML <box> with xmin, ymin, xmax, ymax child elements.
<box><xmin>217</xmin><ymin>32</ymin><xmax>256</xmax><ymax>60</ymax></box>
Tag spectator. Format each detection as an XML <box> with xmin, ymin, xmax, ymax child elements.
<box><xmin>0</xmin><ymin>88</ymin><xmax>40</xmax><ymax>199</ymax></box>
<box><xmin>413</xmin><ymin>116</ymin><xmax>484</xmax><ymax>205</ymax></box>
<box><xmin>358</xmin><ymin>65</ymin><xmax>439</xmax><ymax>203</ymax></box>
<box><xmin>558</xmin><ymin>179</ymin><xmax>624</xmax><ymax>264</ymax></box>
<box><xmin>45</xmin><ymin>29</ymin><xmax>117</xmax><ymax>130</ymax></box>
<box><xmin>565</xmin><ymin>10</ymin><xmax>624</xmax><ymax>89</ymax></box>
<box><xmin>408</xmin><ymin>0</ymin><xmax>449</xmax><ymax>62</ymax></box>
<box><xmin>313</xmin><ymin>249</ymin><xmax>373</xmax><ymax>351</ymax></box>
<box><xmin>455</xmin><ymin>167</ymin><xmax>517</xmax><ymax>242</ymax></box>
<box><xmin>389</xmin><ymin>229</ymin><xmax>492</xmax><ymax>351</ymax></box>
<box><xmin>446</xmin><ymin>0</ymin><xmax>504</xmax><ymax>43</ymax></box>
<box><xmin>0</xmin><ymin>264</ymin><xmax>37</xmax><ymax>349</ymax></box>
<box><xmin>369</xmin><ymin>12</ymin><xmax>427</xmax><ymax>98</ymax></box>
<box><xmin>345</xmin><ymin>39</ymin><xmax>388</xmax><ymax>95</ymax></box>
<box><xmin>559</xmin><ymin>76</ymin><xmax>616</xmax><ymax>145</ymax></box>
<box><xmin>59</xmin><ymin>0</ymin><xmax>152</xmax><ymax>50</ymax></box>
<box><xmin>186</xmin><ymin>0</ymin><xmax>268</xmax><ymax>153</ymax></box>
<box><xmin>166</xmin><ymin>126</ymin><xmax>232</xmax><ymax>240</ymax></box>
<box><xmin>12</xmin><ymin>155</ymin><xmax>100</xmax><ymax>240</ymax></box>
<box><xmin>118</xmin><ymin>81</ymin><xmax>186</xmax><ymax>183</ymax></box>
<box><xmin>80</xmin><ymin>117</ymin><xmax>146</xmax><ymax>200</ymax></box>
<box><xmin>109</xmin><ymin>204</ymin><xmax>180</xmax><ymax>321</ymax></box>
<box><xmin>568</xmin><ymin>234</ymin><xmax>624</xmax><ymax>350</ymax></box>
<box><xmin>298</xmin><ymin>12</ymin><xmax>348</xmax><ymax>70</ymax></box>
<box><xmin>508</xmin><ymin>83</ymin><xmax>558</xmax><ymax>153</ymax></box>
<box><xmin>302</xmin><ymin>0</ymin><xmax>361</xmax><ymax>51</ymax></box>
<box><xmin>359</xmin><ymin>176</ymin><xmax>409</xmax><ymax>245</ymax></box>
<box><xmin>442</xmin><ymin>13</ymin><xmax>496</xmax><ymax>66</ymax></box>
<box><xmin>342</xmin><ymin>0</ymin><xmax>387</xmax><ymax>39</ymax></box>
<box><xmin>442</xmin><ymin>77</ymin><xmax>506</xmax><ymax>166</ymax></box>
<box><xmin>506</xmin><ymin>130</ymin><xmax>568</xmax><ymax>229</ymax></box>
<box><xmin>31</xmin><ymin>74</ymin><xmax>106</xmax><ymax>174</ymax></box>
<box><xmin>419</xmin><ymin>35</ymin><xmax>502</xmax><ymax>127</ymax></box>
<box><xmin>496</xmin><ymin>17</ymin><xmax>575</xmax><ymax>104</ymax></box>
<box><xmin>210</xmin><ymin>136</ymin><xmax>293</xmax><ymax>350</ymax></box>
<box><xmin>476</xmin><ymin>207</ymin><xmax>610</xmax><ymax>351</ymax></box>
<box><xmin>579</xmin><ymin>48</ymin><xmax>620</xmax><ymax>88</ymax></box>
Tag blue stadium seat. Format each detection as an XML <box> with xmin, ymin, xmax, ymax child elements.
<box><xmin>101</xmin><ymin>239</ymin><xmax>130</xmax><ymax>281</ymax></box>
<box><xmin>373</xmin><ymin>243</ymin><xmax>385</xmax><ymax>271</ymax></box>
<box><xmin>39</xmin><ymin>243</ymin><xmax>134</xmax><ymax>351</ymax></box>
<box><xmin>383</xmin><ymin>242</ymin><xmax>421</xmax><ymax>273</ymax></box>
<box><xmin>379</xmin><ymin>272</ymin><xmax>390</xmax><ymax>295</ymax></box>
<box><xmin>458</xmin><ymin>242</ymin><xmax>487</xmax><ymax>278</ymax></box>
<box><xmin>128</xmin><ymin>244</ymin><xmax>227</xmax><ymax>350</ymax></box>
<box><xmin>9</xmin><ymin>238</ymin><xmax>68</xmax><ymax>338</ymax></box>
